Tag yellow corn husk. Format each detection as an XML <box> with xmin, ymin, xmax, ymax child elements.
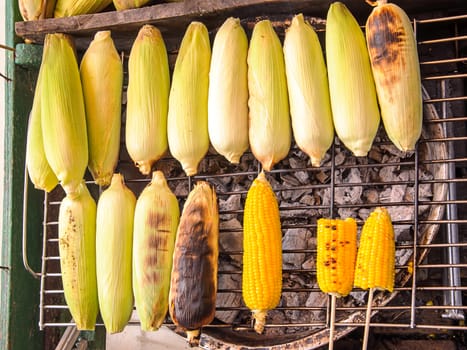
<box><xmin>208</xmin><ymin>17</ymin><xmax>249</xmax><ymax>164</ymax></box>
<box><xmin>40</xmin><ymin>33</ymin><xmax>88</xmax><ymax>196</ymax></box>
<box><xmin>366</xmin><ymin>0</ymin><xmax>422</xmax><ymax>151</ymax></box>
<box><xmin>133</xmin><ymin>171</ymin><xmax>180</xmax><ymax>332</ymax></box>
<box><xmin>54</xmin><ymin>0</ymin><xmax>112</xmax><ymax>17</ymax></box>
<box><xmin>19</xmin><ymin>0</ymin><xmax>56</xmax><ymax>20</ymax></box>
<box><xmin>126</xmin><ymin>24</ymin><xmax>170</xmax><ymax>175</ymax></box>
<box><xmin>248</xmin><ymin>20</ymin><xmax>291</xmax><ymax>171</ymax></box>
<box><xmin>283</xmin><ymin>14</ymin><xmax>334</xmax><ymax>167</ymax></box>
<box><xmin>169</xmin><ymin>181</ymin><xmax>218</xmax><ymax>345</ymax></box>
<box><xmin>167</xmin><ymin>22</ymin><xmax>211</xmax><ymax>176</ymax></box>
<box><xmin>26</xmin><ymin>69</ymin><xmax>59</xmax><ymax>192</ymax></box>
<box><xmin>326</xmin><ymin>2</ymin><xmax>381</xmax><ymax>157</ymax></box>
<box><xmin>113</xmin><ymin>0</ymin><xmax>150</xmax><ymax>10</ymax></box>
<box><xmin>242</xmin><ymin>171</ymin><xmax>282</xmax><ymax>334</ymax></box>
<box><xmin>96</xmin><ymin>174</ymin><xmax>136</xmax><ymax>334</ymax></box>
<box><xmin>316</xmin><ymin>217</ymin><xmax>357</xmax><ymax>297</ymax></box>
<box><xmin>354</xmin><ymin>207</ymin><xmax>395</xmax><ymax>292</ymax></box>
<box><xmin>80</xmin><ymin>31</ymin><xmax>122</xmax><ymax>186</ymax></box>
<box><xmin>58</xmin><ymin>181</ymin><xmax>98</xmax><ymax>330</ymax></box>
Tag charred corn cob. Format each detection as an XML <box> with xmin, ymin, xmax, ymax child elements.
<box><xmin>26</xmin><ymin>69</ymin><xmax>58</xmax><ymax>192</ymax></box>
<box><xmin>283</xmin><ymin>14</ymin><xmax>334</xmax><ymax>167</ymax></box>
<box><xmin>326</xmin><ymin>2</ymin><xmax>380</xmax><ymax>157</ymax></box>
<box><xmin>248</xmin><ymin>20</ymin><xmax>291</xmax><ymax>171</ymax></box>
<box><xmin>40</xmin><ymin>33</ymin><xmax>88</xmax><ymax>196</ymax></box>
<box><xmin>366</xmin><ymin>0</ymin><xmax>422</xmax><ymax>151</ymax></box>
<box><xmin>316</xmin><ymin>217</ymin><xmax>357</xmax><ymax>297</ymax></box>
<box><xmin>19</xmin><ymin>0</ymin><xmax>55</xmax><ymax>20</ymax></box>
<box><xmin>80</xmin><ymin>31</ymin><xmax>123</xmax><ymax>186</ymax></box>
<box><xmin>169</xmin><ymin>181</ymin><xmax>218</xmax><ymax>345</ymax></box>
<box><xmin>96</xmin><ymin>174</ymin><xmax>136</xmax><ymax>333</ymax></box>
<box><xmin>354</xmin><ymin>207</ymin><xmax>395</xmax><ymax>292</ymax></box>
<box><xmin>208</xmin><ymin>17</ymin><xmax>249</xmax><ymax>164</ymax></box>
<box><xmin>54</xmin><ymin>0</ymin><xmax>112</xmax><ymax>17</ymax></box>
<box><xmin>133</xmin><ymin>171</ymin><xmax>180</xmax><ymax>331</ymax></box>
<box><xmin>113</xmin><ymin>0</ymin><xmax>150</xmax><ymax>10</ymax></box>
<box><xmin>126</xmin><ymin>24</ymin><xmax>170</xmax><ymax>175</ymax></box>
<box><xmin>242</xmin><ymin>171</ymin><xmax>282</xmax><ymax>334</ymax></box>
<box><xmin>167</xmin><ymin>22</ymin><xmax>211</xmax><ymax>176</ymax></box>
<box><xmin>58</xmin><ymin>182</ymin><xmax>98</xmax><ymax>330</ymax></box>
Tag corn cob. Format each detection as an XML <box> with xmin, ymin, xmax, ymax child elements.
<box><xmin>283</xmin><ymin>14</ymin><xmax>334</xmax><ymax>167</ymax></box>
<box><xmin>26</xmin><ymin>68</ymin><xmax>58</xmax><ymax>192</ymax></box>
<box><xmin>96</xmin><ymin>174</ymin><xmax>136</xmax><ymax>333</ymax></box>
<box><xmin>326</xmin><ymin>2</ymin><xmax>381</xmax><ymax>157</ymax></box>
<box><xmin>19</xmin><ymin>0</ymin><xmax>56</xmax><ymax>20</ymax></box>
<box><xmin>354</xmin><ymin>207</ymin><xmax>395</xmax><ymax>292</ymax></box>
<box><xmin>366</xmin><ymin>0</ymin><xmax>422</xmax><ymax>152</ymax></box>
<box><xmin>167</xmin><ymin>22</ymin><xmax>211</xmax><ymax>176</ymax></box>
<box><xmin>80</xmin><ymin>31</ymin><xmax>123</xmax><ymax>186</ymax></box>
<box><xmin>248</xmin><ymin>20</ymin><xmax>291</xmax><ymax>171</ymax></box>
<box><xmin>126</xmin><ymin>24</ymin><xmax>170</xmax><ymax>175</ymax></box>
<box><xmin>242</xmin><ymin>171</ymin><xmax>282</xmax><ymax>334</ymax></box>
<box><xmin>113</xmin><ymin>0</ymin><xmax>150</xmax><ymax>10</ymax></box>
<box><xmin>208</xmin><ymin>17</ymin><xmax>249</xmax><ymax>164</ymax></box>
<box><xmin>54</xmin><ymin>0</ymin><xmax>112</xmax><ymax>17</ymax></box>
<box><xmin>169</xmin><ymin>181</ymin><xmax>218</xmax><ymax>345</ymax></box>
<box><xmin>133</xmin><ymin>171</ymin><xmax>180</xmax><ymax>331</ymax></box>
<box><xmin>316</xmin><ymin>217</ymin><xmax>357</xmax><ymax>297</ymax></box>
<box><xmin>58</xmin><ymin>181</ymin><xmax>98</xmax><ymax>330</ymax></box>
<box><xmin>40</xmin><ymin>33</ymin><xmax>88</xmax><ymax>196</ymax></box>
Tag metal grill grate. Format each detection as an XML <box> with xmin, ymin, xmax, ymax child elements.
<box><xmin>22</xmin><ymin>9</ymin><xmax>467</xmax><ymax>349</ymax></box>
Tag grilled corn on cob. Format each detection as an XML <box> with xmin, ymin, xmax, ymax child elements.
<box><xmin>80</xmin><ymin>31</ymin><xmax>123</xmax><ymax>186</ymax></box>
<box><xmin>126</xmin><ymin>24</ymin><xmax>170</xmax><ymax>175</ymax></box>
<box><xmin>169</xmin><ymin>181</ymin><xmax>218</xmax><ymax>345</ymax></box>
<box><xmin>133</xmin><ymin>171</ymin><xmax>180</xmax><ymax>331</ymax></box>
<box><xmin>96</xmin><ymin>174</ymin><xmax>136</xmax><ymax>333</ymax></box>
<box><xmin>326</xmin><ymin>2</ymin><xmax>380</xmax><ymax>157</ymax></box>
<box><xmin>366</xmin><ymin>0</ymin><xmax>422</xmax><ymax>151</ymax></box>
<box><xmin>40</xmin><ymin>33</ymin><xmax>88</xmax><ymax>196</ymax></box>
<box><xmin>316</xmin><ymin>217</ymin><xmax>357</xmax><ymax>297</ymax></box>
<box><xmin>58</xmin><ymin>182</ymin><xmax>98</xmax><ymax>330</ymax></box>
<box><xmin>19</xmin><ymin>0</ymin><xmax>55</xmax><ymax>20</ymax></box>
<box><xmin>248</xmin><ymin>20</ymin><xmax>291</xmax><ymax>171</ymax></box>
<box><xmin>54</xmin><ymin>0</ymin><xmax>112</xmax><ymax>17</ymax></box>
<box><xmin>354</xmin><ymin>207</ymin><xmax>395</xmax><ymax>292</ymax></box>
<box><xmin>167</xmin><ymin>22</ymin><xmax>211</xmax><ymax>176</ymax></box>
<box><xmin>242</xmin><ymin>171</ymin><xmax>282</xmax><ymax>334</ymax></box>
<box><xmin>208</xmin><ymin>17</ymin><xmax>249</xmax><ymax>164</ymax></box>
<box><xmin>283</xmin><ymin>14</ymin><xmax>334</xmax><ymax>167</ymax></box>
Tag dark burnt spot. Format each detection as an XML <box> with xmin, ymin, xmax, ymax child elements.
<box><xmin>324</xmin><ymin>261</ymin><xmax>331</xmax><ymax>267</ymax></box>
<box><xmin>147</xmin><ymin>210</ymin><xmax>169</xmax><ymax>229</ymax></box>
<box><xmin>147</xmin><ymin>231</ymin><xmax>169</xmax><ymax>251</ymax></box>
<box><xmin>145</xmin><ymin>253</ymin><xmax>160</xmax><ymax>269</ymax></box>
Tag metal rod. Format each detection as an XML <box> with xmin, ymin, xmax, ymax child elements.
<box><xmin>39</xmin><ymin>192</ymin><xmax>49</xmax><ymax>330</ymax></box>
<box><xmin>329</xmin><ymin>295</ymin><xmax>336</xmax><ymax>350</ymax></box>
<box><xmin>362</xmin><ymin>289</ymin><xmax>374</xmax><ymax>350</ymax></box>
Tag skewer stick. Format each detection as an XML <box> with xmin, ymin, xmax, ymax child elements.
<box><xmin>362</xmin><ymin>288</ymin><xmax>375</xmax><ymax>350</ymax></box>
<box><xmin>328</xmin><ymin>294</ymin><xmax>337</xmax><ymax>350</ymax></box>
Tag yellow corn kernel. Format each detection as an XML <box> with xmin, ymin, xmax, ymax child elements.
<box><xmin>242</xmin><ymin>171</ymin><xmax>282</xmax><ymax>334</ymax></box>
<box><xmin>354</xmin><ymin>207</ymin><xmax>395</xmax><ymax>292</ymax></box>
<box><xmin>316</xmin><ymin>217</ymin><xmax>357</xmax><ymax>297</ymax></box>
<box><xmin>54</xmin><ymin>0</ymin><xmax>112</xmax><ymax>17</ymax></box>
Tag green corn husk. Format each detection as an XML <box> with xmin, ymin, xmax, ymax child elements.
<box><xmin>19</xmin><ymin>0</ymin><xmax>56</xmax><ymax>20</ymax></box>
<box><xmin>283</xmin><ymin>14</ymin><xmax>334</xmax><ymax>167</ymax></box>
<box><xmin>326</xmin><ymin>2</ymin><xmax>381</xmax><ymax>157</ymax></box>
<box><xmin>40</xmin><ymin>33</ymin><xmax>88</xmax><ymax>196</ymax></box>
<box><xmin>58</xmin><ymin>181</ymin><xmax>98</xmax><ymax>330</ymax></box>
<box><xmin>54</xmin><ymin>0</ymin><xmax>112</xmax><ymax>17</ymax></box>
<box><xmin>126</xmin><ymin>24</ymin><xmax>170</xmax><ymax>175</ymax></box>
<box><xmin>96</xmin><ymin>174</ymin><xmax>136</xmax><ymax>334</ymax></box>
<box><xmin>167</xmin><ymin>22</ymin><xmax>211</xmax><ymax>176</ymax></box>
<box><xmin>80</xmin><ymin>31</ymin><xmax>123</xmax><ymax>186</ymax></box>
<box><xmin>133</xmin><ymin>171</ymin><xmax>180</xmax><ymax>331</ymax></box>
<box><xmin>248</xmin><ymin>19</ymin><xmax>291</xmax><ymax>171</ymax></box>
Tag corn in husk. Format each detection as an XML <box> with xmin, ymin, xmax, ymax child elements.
<box><xmin>167</xmin><ymin>22</ymin><xmax>211</xmax><ymax>176</ymax></box>
<box><xmin>126</xmin><ymin>24</ymin><xmax>170</xmax><ymax>175</ymax></box>
<box><xmin>58</xmin><ymin>182</ymin><xmax>98</xmax><ymax>330</ymax></box>
<box><xmin>208</xmin><ymin>17</ymin><xmax>249</xmax><ymax>164</ymax></box>
<box><xmin>113</xmin><ymin>0</ymin><xmax>150</xmax><ymax>10</ymax></box>
<box><xmin>54</xmin><ymin>0</ymin><xmax>112</xmax><ymax>17</ymax></box>
<box><xmin>326</xmin><ymin>2</ymin><xmax>380</xmax><ymax>157</ymax></box>
<box><xmin>133</xmin><ymin>171</ymin><xmax>180</xmax><ymax>331</ymax></box>
<box><xmin>96</xmin><ymin>174</ymin><xmax>136</xmax><ymax>334</ymax></box>
<box><xmin>19</xmin><ymin>0</ymin><xmax>56</xmax><ymax>20</ymax></box>
<box><xmin>40</xmin><ymin>33</ymin><xmax>88</xmax><ymax>196</ymax></box>
<box><xmin>248</xmin><ymin>20</ymin><xmax>291</xmax><ymax>171</ymax></box>
<box><xmin>80</xmin><ymin>31</ymin><xmax>123</xmax><ymax>186</ymax></box>
<box><xmin>283</xmin><ymin>14</ymin><xmax>334</xmax><ymax>167</ymax></box>
<box><xmin>366</xmin><ymin>0</ymin><xmax>422</xmax><ymax>151</ymax></box>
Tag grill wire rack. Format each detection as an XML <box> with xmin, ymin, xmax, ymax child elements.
<box><xmin>21</xmin><ymin>8</ymin><xmax>467</xmax><ymax>350</ymax></box>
